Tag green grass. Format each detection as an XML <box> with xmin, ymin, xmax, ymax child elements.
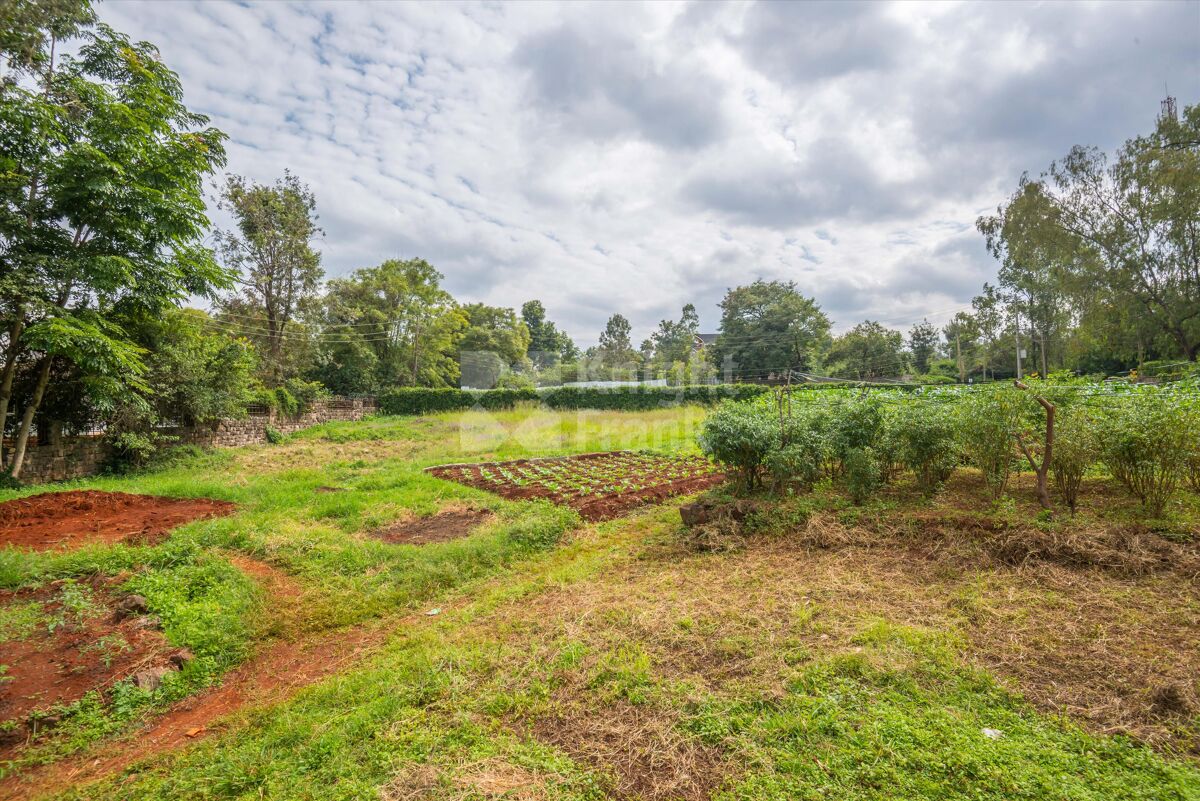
<box><xmin>2</xmin><ymin>407</ymin><xmax>1198</xmax><ymax>799</ymax></box>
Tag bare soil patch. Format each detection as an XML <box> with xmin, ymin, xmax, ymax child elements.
<box><xmin>0</xmin><ymin>490</ymin><xmax>236</xmax><ymax>551</ymax></box>
<box><xmin>372</xmin><ymin>508</ymin><xmax>494</xmax><ymax>545</ymax></box>
<box><xmin>428</xmin><ymin>452</ymin><xmax>723</xmax><ymax>521</ymax></box>
<box><xmin>0</xmin><ymin>576</ymin><xmax>176</xmax><ymax>753</ymax></box>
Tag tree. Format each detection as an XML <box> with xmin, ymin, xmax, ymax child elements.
<box><xmin>215</xmin><ymin>172</ymin><xmax>323</xmax><ymax>382</ymax></box>
<box><xmin>317</xmin><ymin>258</ymin><xmax>466</xmax><ymax>390</ymax></box>
<box><xmin>828</xmin><ymin>321</ymin><xmax>906</xmax><ymax>380</ymax></box>
<box><xmin>943</xmin><ymin>313</ymin><xmax>980</xmax><ymax>383</ymax></box>
<box><xmin>971</xmin><ymin>284</ymin><xmax>1006</xmax><ymax>380</ymax></box>
<box><xmin>907</xmin><ymin>319</ymin><xmax>939</xmax><ymax>375</ymax></box>
<box><xmin>978</xmin><ymin>180</ymin><xmax>1075</xmax><ymax>376</ymax></box>
<box><xmin>1039</xmin><ymin>104</ymin><xmax>1199</xmax><ymax>361</ymax></box>
<box><xmin>521</xmin><ymin>299</ymin><xmax>576</xmax><ymax>369</ymax></box>
<box><xmin>119</xmin><ymin>308</ymin><xmax>255</xmax><ymax>427</ymax></box>
<box><xmin>709</xmin><ymin>280</ymin><xmax>830</xmax><ymax>382</ymax></box>
<box><xmin>0</xmin><ymin>12</ymin><xmax>229</xmax><ymax>477</ymax></box>
<box><xmin>646</xmin><ymin>303</ymin><xmax>701</xmax><ymax>375</ymax></box>
<box><xmin>459</xmin><ymin>303</ymin><xmax>531</xmax><ymax>385</ymax></box>
<box><xmin>597</xmin><ymin>313</ymin><xmax>637</xmax><ymax>368</ymax></box>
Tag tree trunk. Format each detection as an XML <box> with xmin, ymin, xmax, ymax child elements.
<box><xmin>9</xmin><ymin>356</ymin><xmax>52</xmax><ymax>478</ymax></box>
<box><xmin>1014</xmin><ymin>380</ymin><xmax>1055</xmax><ymax>510</ymax></box>
<box><xmin>0</xmin><ymin>315</ymin><xmax>26</xmax><ymax>469</ymax></box>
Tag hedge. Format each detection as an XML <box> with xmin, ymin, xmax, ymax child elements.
<box><xmin>377</xmin><ymin>384</ymin><xmax>771</xmax><ymax>416</ymax></box>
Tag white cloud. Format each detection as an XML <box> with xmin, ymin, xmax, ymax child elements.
<box><xmin>101</xmin><ymin>0</ymin><xmax>1198</xmax><ymax>343</ymax></box>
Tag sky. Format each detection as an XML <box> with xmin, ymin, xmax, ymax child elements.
<box><xmin>101</xmin><ymin>0</ymin><xmax>1199</xmax><ymax>347</ymax></box>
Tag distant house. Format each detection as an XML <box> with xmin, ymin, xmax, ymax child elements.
<box><xmin>693</xmin><ymin>333</ymin><xmax>718</xmax><ymax>352</ymax></box>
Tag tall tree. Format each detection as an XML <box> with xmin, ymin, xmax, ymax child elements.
<box><xmin>971</xmin><ymin>284</ymin><xmax>1006</xmax><ymax>379</ymax></box>
<box><xmin>828</xmin><ymin>321</ymin><xmax>906</xmax><ymax>380</ymax></box>
<box><xmin>597</xmin><ymin>313</ymin><xmax>637</xmax><ymax>367</ymax></box>
<box><xmin>978</xmin><ymin>181</ymin><xmax>1075</xmax><ymax>376</ymax></box>
<box><xmin>1045</xmin><ymin>104</ymin><xmax>1199</xmax><ymax>360</ymax></box>
<box><xmin>943</xmin><ymin>313</ymin><xmax>980</xmax><ymax>383</ymax></box>
<box><xmin>907</xmin><ymin>319</ymin><xmax>940</xmax><ymax>375</ymax></box>
<box><xmin>709</xmin><ymin>280</ymin><xmax>830</xmax><ymax>382</ymax></box>
<box><xmin>0</xmin><ymin>11</ymin><xmax>229</xmax><ymax>476</ymax></box>
<box><xmin>521</xmin><ymin>299</ymin><xmax>575</xmax><ymax>368</ymax></box>
<box><xmin>215</xmin><ymin>172</ymin><xmax>323</xmax><ymax>382</ymax></box>
<box><xmin>316</xmin><ymin>258</ymin><xmax>466</xmax><ymax>390</ymax></box>
<box><xmin>648</xmin><ymin>303</ymin><xmax>701</xmax><ymax>371</ymax></box>
<box><xmin>459</xmin><ymin>303</ymin><xmax>530</xmax><ymax>368</ymax></box>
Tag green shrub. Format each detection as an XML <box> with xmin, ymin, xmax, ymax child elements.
<box><xmin>843</xmin><ymin>447</ymin><xmax>880</xmax><ymax>505</ymax></box>
<box><xmin>898</xmin><ymin>404</ymin><xmax>958</xmax><ymax>494</ymax></box>
<box><xmin>957</xmin><ymin>388</ymin><xmax>1024</xmax><ymax>498</ymax></box>
<box><xmin>827</xmin><ymin>396</ymin><xmax>885</xmax><ymax>467</ymax></box>
<box><xmin>1050</xmin><ymin>406</ymin><xmax>1099</xmax><ymax>512</ymax></box>
<box><xmin>765</xmin><ymin>442</ymin><xmax>825</xmax><ymax>493</ymax></box>
<box><xmin>699</xmin><ymin>401</ymin><xmax>779</xmax><ymax>491</ymax></box>
<box><xmin>377</xmin><ymin>384</ymin><xmax>771</xmax><ymax>416</ymax></box>
<box><xmin>1098</xmin><ymin>389</ymin><xmax>1193</xmax><ymax>515</ymax></box>
<box><xmin>264</xmin><ymin>426</ymin><xmax>284</xmax><ymax>444</ymax></box>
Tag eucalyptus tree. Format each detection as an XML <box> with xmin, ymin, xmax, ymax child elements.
<box><xmin>0</xmin><ymin>8</ymin><xmax>229</xmax><ymax>476</ymax></box>
<box><xmin>215</xmin><ymin>172</ymin><xmax>323</xmax><ymax>382</ymax></box>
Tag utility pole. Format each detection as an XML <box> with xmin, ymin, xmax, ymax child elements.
<box><xmin>1014</xmin><ymin>309</ymin><xmax>1023</xmax><ymax>380</ymax></box>
<box><xmin>955</xmin><ymin>332</ymin><xmax>964</xmax><ymax>383</ymax></box>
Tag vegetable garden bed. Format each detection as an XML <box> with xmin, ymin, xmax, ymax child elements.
<box><xmin>426</xmin><ymin>451</ymin><xmax>724</xmax><ymax>521</ymax></box>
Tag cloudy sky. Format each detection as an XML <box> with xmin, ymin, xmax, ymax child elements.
<box><xmin>103</xmin><ymin>0</ymin><xmax>1197</xmax><ymax>346</ymax></box>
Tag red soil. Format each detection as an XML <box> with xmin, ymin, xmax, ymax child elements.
<box><xmin>0</xmin><ymin>490</ymin><xmax>236</xmax><ymax>551</ymax></box>
<box><xmin>427</xmin><ymin>452</ymin><xmax>726</xmax><ymax>521</ymax></box>
<box><xmin>0</xmin><ymin>557</ymin><xmax>396</xmax><ymax>800</ymax></box>
<box><xmin>372</xmin><ymin>508</ymin><xmax>494</xmax><ymax>545</ymax></box>
<box><xmin>0</xmin><ymin>577</ymin><xmax>175</xmax><ymax>752</ymax></box>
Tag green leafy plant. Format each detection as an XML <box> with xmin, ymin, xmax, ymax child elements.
<box><xmin>264</xmin><ymin>426</ymin><xmax>285</xmax><ymax>445</ymax></box>
<box><xmin>698</xmin><ymin>401</ymin><xmax>779</xmax><ymax>491</ymax></box>
<box><xmin>1098</xmin><ymin>389</ymin><xmax>1193</xmax><ymax>515</ymax></box>
<box><xmin>957</xmin><ymin>389</ymin><xmax>1023</xmax><ymax>498</ymax></box>
<box><xmin>898</xmin><ymin>403</ymin><xmax>959</xmax><ymax>494</ymax></box>
<box><xmin>843</xmin><ymin>447</ymin><xmax>881</xmax><ymax>505</ymax></box>
<box><xmin>1050</xmin><ymin>406</ymin><xmax>1099</xmax><ymax>512</ymax></box>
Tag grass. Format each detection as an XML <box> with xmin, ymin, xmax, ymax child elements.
<box><xmin>0</xmin><ymin>406</ymin><xmax>1197</xmax><ymax>799</ymax></box>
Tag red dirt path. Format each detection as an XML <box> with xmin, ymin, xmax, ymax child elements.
<box><xmin>0</xmin><ymin>491</ymin><xmax>236</xmax><ymax>551</ymax></box>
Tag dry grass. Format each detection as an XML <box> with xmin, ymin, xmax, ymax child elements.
<box><xmin>526</xmin><ymin>697</ymin><xmax>727</xmax><ymax>801</ymax></box>
<box><xmin>490</xmin><ymin>507</ymin><xmax>1199</xmax><ymax>758</ymax></box>
<box><xmin>380</xmin><ymin>758</ymin><xmax>554</xmax><ymax>801</ymax></box>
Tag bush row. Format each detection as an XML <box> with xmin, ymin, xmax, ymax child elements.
<box><xmin>377</xmin><ymin>384</ymin><xmax>771</xmax><ymax>415</ymax></box>
<box><xmin>699</xmin><ymin>381</ymin><xmax>1200</xmax><ymax>516</ymax></box>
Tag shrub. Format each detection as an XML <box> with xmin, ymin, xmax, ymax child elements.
<box><xmin>1050</xmin><ymin>406</ymin><xmax>1098</xmax><ymax>512</ymax></box>
<box><xmin>765</xmin><ymin>441</ymin><xmax>825</xmax><ymax>493</ymax></box>
<box><xmin>699</xmin><ymin>401</ymin><xmax>778</xmax><ymax>491</ymax></box>
<box><xmin>377</xmin><ymin>384</ymin><xmax>771</xmax><ymax>416</ymax></box>
<box><xmin>1097</xmin><ymin>389</ymin><xmax>1192</xmax><ymax>515</ymax></box>
<box><xmin>898</xmin><ymin>404</ymin><xmax>958</xmax><ymax>494</ymax></box>
<box><xmin>957</xmin><ymin>388</ymin><xmax>1024</xmax><ymax>498</ymax></box>
<box><xmin>843</xmin><ymin>447</ymin><xmax>880</xmax><ymax>505</ymax></box>
<box><xmin>264</xmin><ymin>426</ymin><xmax>284</xmax><ymax>444</ymax></box>
<box><xmin>826</xmin><ymin>396</ymin><xmax>885</xmax><ymax>467</ymax></box>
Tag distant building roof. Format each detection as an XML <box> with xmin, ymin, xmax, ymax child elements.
<box><xmin>695</xmin><ymin>333</ymin><xmax>719</xmax><ymax>345</ymax></box>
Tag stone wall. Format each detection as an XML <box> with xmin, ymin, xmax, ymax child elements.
<box><xmin>17</xmin><ymin>397</ymin><xmax>374</xmax><ymax>485</ymax></box>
